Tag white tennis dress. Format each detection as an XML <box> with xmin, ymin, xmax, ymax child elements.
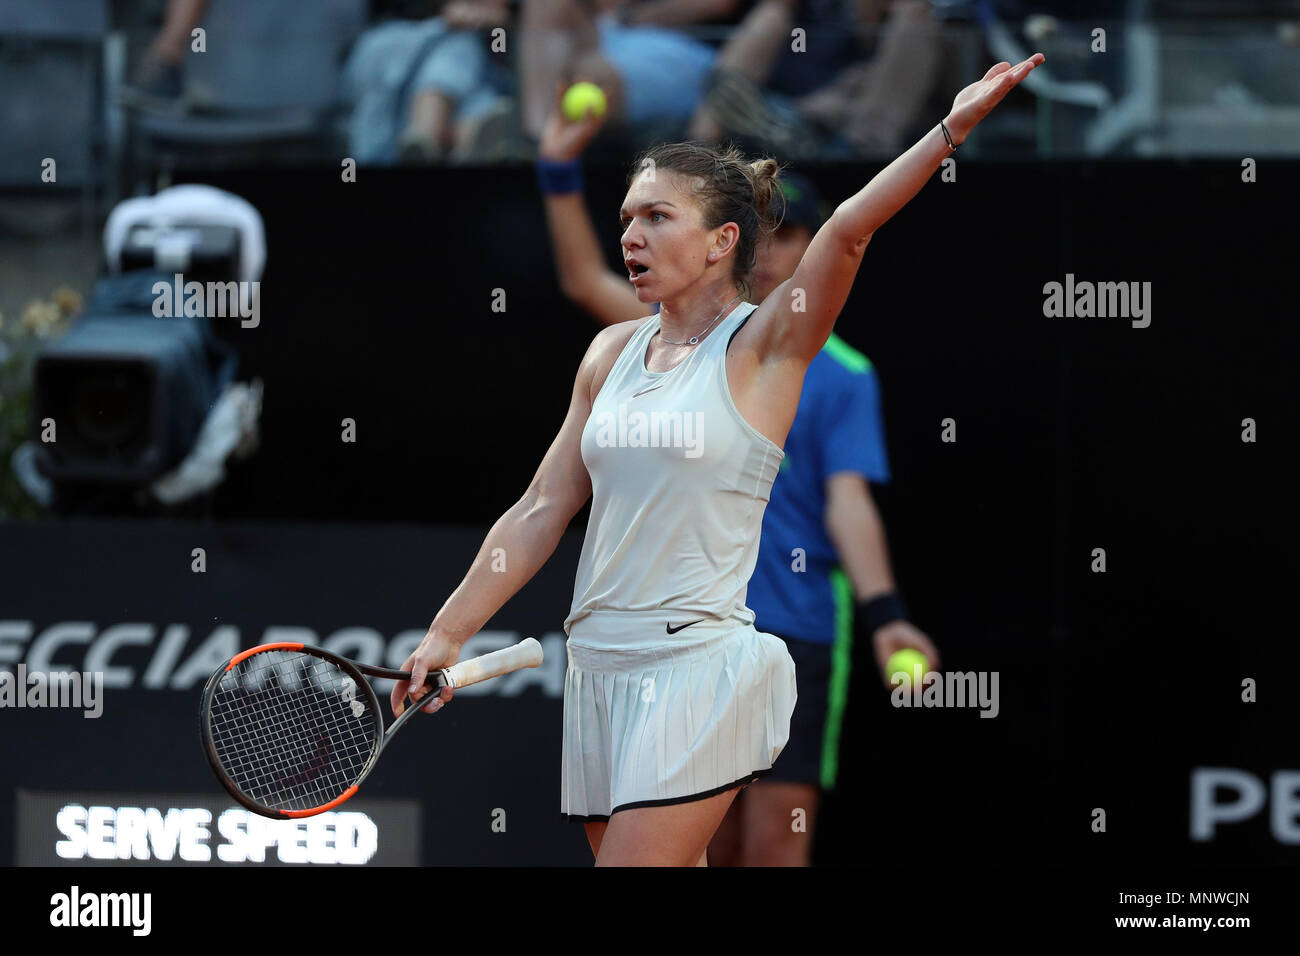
<box><xmin>561</xmin><ymin>301</ymin><xmax>798</xmax><ymax>821</ymax></box>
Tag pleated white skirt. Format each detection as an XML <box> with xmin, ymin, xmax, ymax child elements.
<box><xmin>561</xmin><ymin>611</ymin><xmax>798</xmax><ymax>821</ymax></box>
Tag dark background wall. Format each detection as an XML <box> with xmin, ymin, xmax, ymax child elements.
<box><xmin>193</xmin><ymin>161</ymin><xmax>1295</xmax><ymax>529</ymax></box>
<box><xmin>2</xmin><ymin>159</ymin><xmax>1296</xmax><ymax>865</ymax></box>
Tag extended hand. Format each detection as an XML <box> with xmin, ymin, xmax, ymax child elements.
<box><xmin>945</xmin><ymin>54</ymin><xmax>1045</xmax><ymax>145</ymax></box>
<box><xmin>871</xmin><ymin>620</ymin><xmax>941</xmax><ymax>689</ymax></box>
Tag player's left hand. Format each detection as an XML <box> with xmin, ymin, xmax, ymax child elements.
<box><xmin>871</xmin><ymin>621</ymin><xmax>941</xmax><ymax>688</ymax></box>
<box><xmin>944</xmin><ymin>54</ymin><xmax>1045</xmax><ymax>145</ymax></box>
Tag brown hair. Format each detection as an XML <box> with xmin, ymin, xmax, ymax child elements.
<box><xmin>627</xmin><ymin>141</ymin><xmax>787</xmax><ymax>301</ymax></box>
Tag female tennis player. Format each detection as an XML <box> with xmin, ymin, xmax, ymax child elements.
<box><xmin>393</xmin><ymin>53</ymin><xmax>1044</xmax><ymax>866</ymax></box>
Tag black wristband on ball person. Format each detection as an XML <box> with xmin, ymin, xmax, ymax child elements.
<box><xmin>855</xmin><ymin>592</ymin><xmax>909</xmax><ymax>636</ymax></box>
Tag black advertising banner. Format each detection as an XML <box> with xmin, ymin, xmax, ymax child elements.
<box><xmin>0</xmin><ymin>518</ymin><xmax>590</xmax><ymax>866</ymax></box>
<box><xmin>2</xmin><ymin>514</ymin><xmax>1297</xmax><ymax>867</ymax></box>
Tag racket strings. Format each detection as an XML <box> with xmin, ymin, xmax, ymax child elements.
<box><xmin>209</xmin><ymin>651</ymin><xmax>381</xmax><ymax>812</ymax></box>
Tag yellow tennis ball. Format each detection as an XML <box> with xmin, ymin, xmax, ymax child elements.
<box><xmin>885</xmin><ymin>648</ymin><xmax>929</xmax><ymax>686</ymax></box>
<box><xmin>562</xmin><ymin>81</ymin><xmax>607</xmax><ymax>122</ymax></box>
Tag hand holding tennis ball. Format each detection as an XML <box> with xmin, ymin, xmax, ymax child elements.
<box><xmin>541</xmin><ymin>80</ymin><xmax>610</xmax><ymax>163</ymax></box>
<box><xmin>562</xmin><ymin>81</ymin><xmax>608</xmax><ymax>122</ymax></box>
<box><xmin>873</xmin><ymin>621</ymin><xmax>940</xmax><ymax>689</ymax></box>
<box><xmin>885</xmin><ymin>648</ymin><xmax>930</xmax><ymax>688</ymax></box>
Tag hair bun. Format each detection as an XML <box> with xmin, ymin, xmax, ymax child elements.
<box><xmin>748</xmin><ymin>158</ymin><xmax>786</xmax><ymax>229</ymax></box>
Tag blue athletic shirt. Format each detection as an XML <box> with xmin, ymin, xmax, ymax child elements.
<box><xmin>749</xmin><ymin>334</ymin><xmax>891</xmax><ymax>644</ymax></box>
<box><xmin>651</xmin><ymin>303</ymin><xmax>889</xmax><ymax>643</ymax></box>
<box><xmin>754</xmin><ymin>335</ymin><xmax>894</xmax><ymax>642</ymax></box>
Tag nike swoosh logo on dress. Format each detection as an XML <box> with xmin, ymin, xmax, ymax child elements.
<box><xmin>665</xmin><ymin>620</ymin><xmax>705</xmax><ymax>634</ymax></box>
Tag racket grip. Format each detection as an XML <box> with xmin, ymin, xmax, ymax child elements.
<box><xmin>440</xmin><ymin>637</ymin><xmax>543</xmax><ymax>689</ymax></box>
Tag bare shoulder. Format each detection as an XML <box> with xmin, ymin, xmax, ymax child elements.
<box><xmin>593</xmin><ymin>315</ymin><xmax>649</xmax><ymax>351</ymax></box>
<box><xmin>581</xmin><ymin>317</ymin><xmax>650</xmax><ymax>400</ymax></box>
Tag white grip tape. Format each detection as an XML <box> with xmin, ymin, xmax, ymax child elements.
<box><xmin>440</xmin><ymin>637</ymin><xmax>543</xmax><ymax>689</ymax></box>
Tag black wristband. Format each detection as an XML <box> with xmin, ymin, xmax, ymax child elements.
<box><xmin>855</xmin><ymin>592</ymin><xmax>909</xmax><ymax>635</ymax></box>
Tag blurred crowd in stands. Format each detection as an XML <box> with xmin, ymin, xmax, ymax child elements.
<box><xmin>103</xmin><ymin>0</ymin><xmax>1296</xmax><ymax>164</ymax></box>
<box><xmin>116</xmin><ymin>0</ymin><xmax>975</xmax><ymax>164</ymax></box>
<box><xmin>5</xmin><ymin>0</ymin><xmax>1299</xmax><ymax>182</ymax></box>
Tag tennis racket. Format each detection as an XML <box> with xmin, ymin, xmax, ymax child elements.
<box><xmin>199</xmin><ymin>638</ymin><xmax>543</xmax><ymax>818</ymax></box>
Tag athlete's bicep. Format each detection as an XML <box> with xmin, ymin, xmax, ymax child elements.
<box><xmin>525</xmin><ymin>351</ymin><xmax>597</xmax><ymax>522</ymax></box>
<box><xmin>746</xmin><ymin>220</ymin><xmax>869</xmax><ymax>365</ymax></box>
<box><xmin>526</xmin><ymin>320</ymin><xmax>642</xmax><ymax>520</ymax></box>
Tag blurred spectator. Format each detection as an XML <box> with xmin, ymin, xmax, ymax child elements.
<box><xmin>342</xmin><ymin>0</ymin><xmax>516</xmax><ymax>163</ymax></box>
<box><xmin>119</xmin><ymin>0</ymin><xmax>211</xmax><ymax>109</ymax></box>
<box><xmin>689</xmin><ymin>0</ymin><xmax>943</xmax><ymax>157</ymax></box>
<box><xmin>519</xmin><ymin>0</ymin><xmax>755</xmax><ymax>146</ymax></box>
